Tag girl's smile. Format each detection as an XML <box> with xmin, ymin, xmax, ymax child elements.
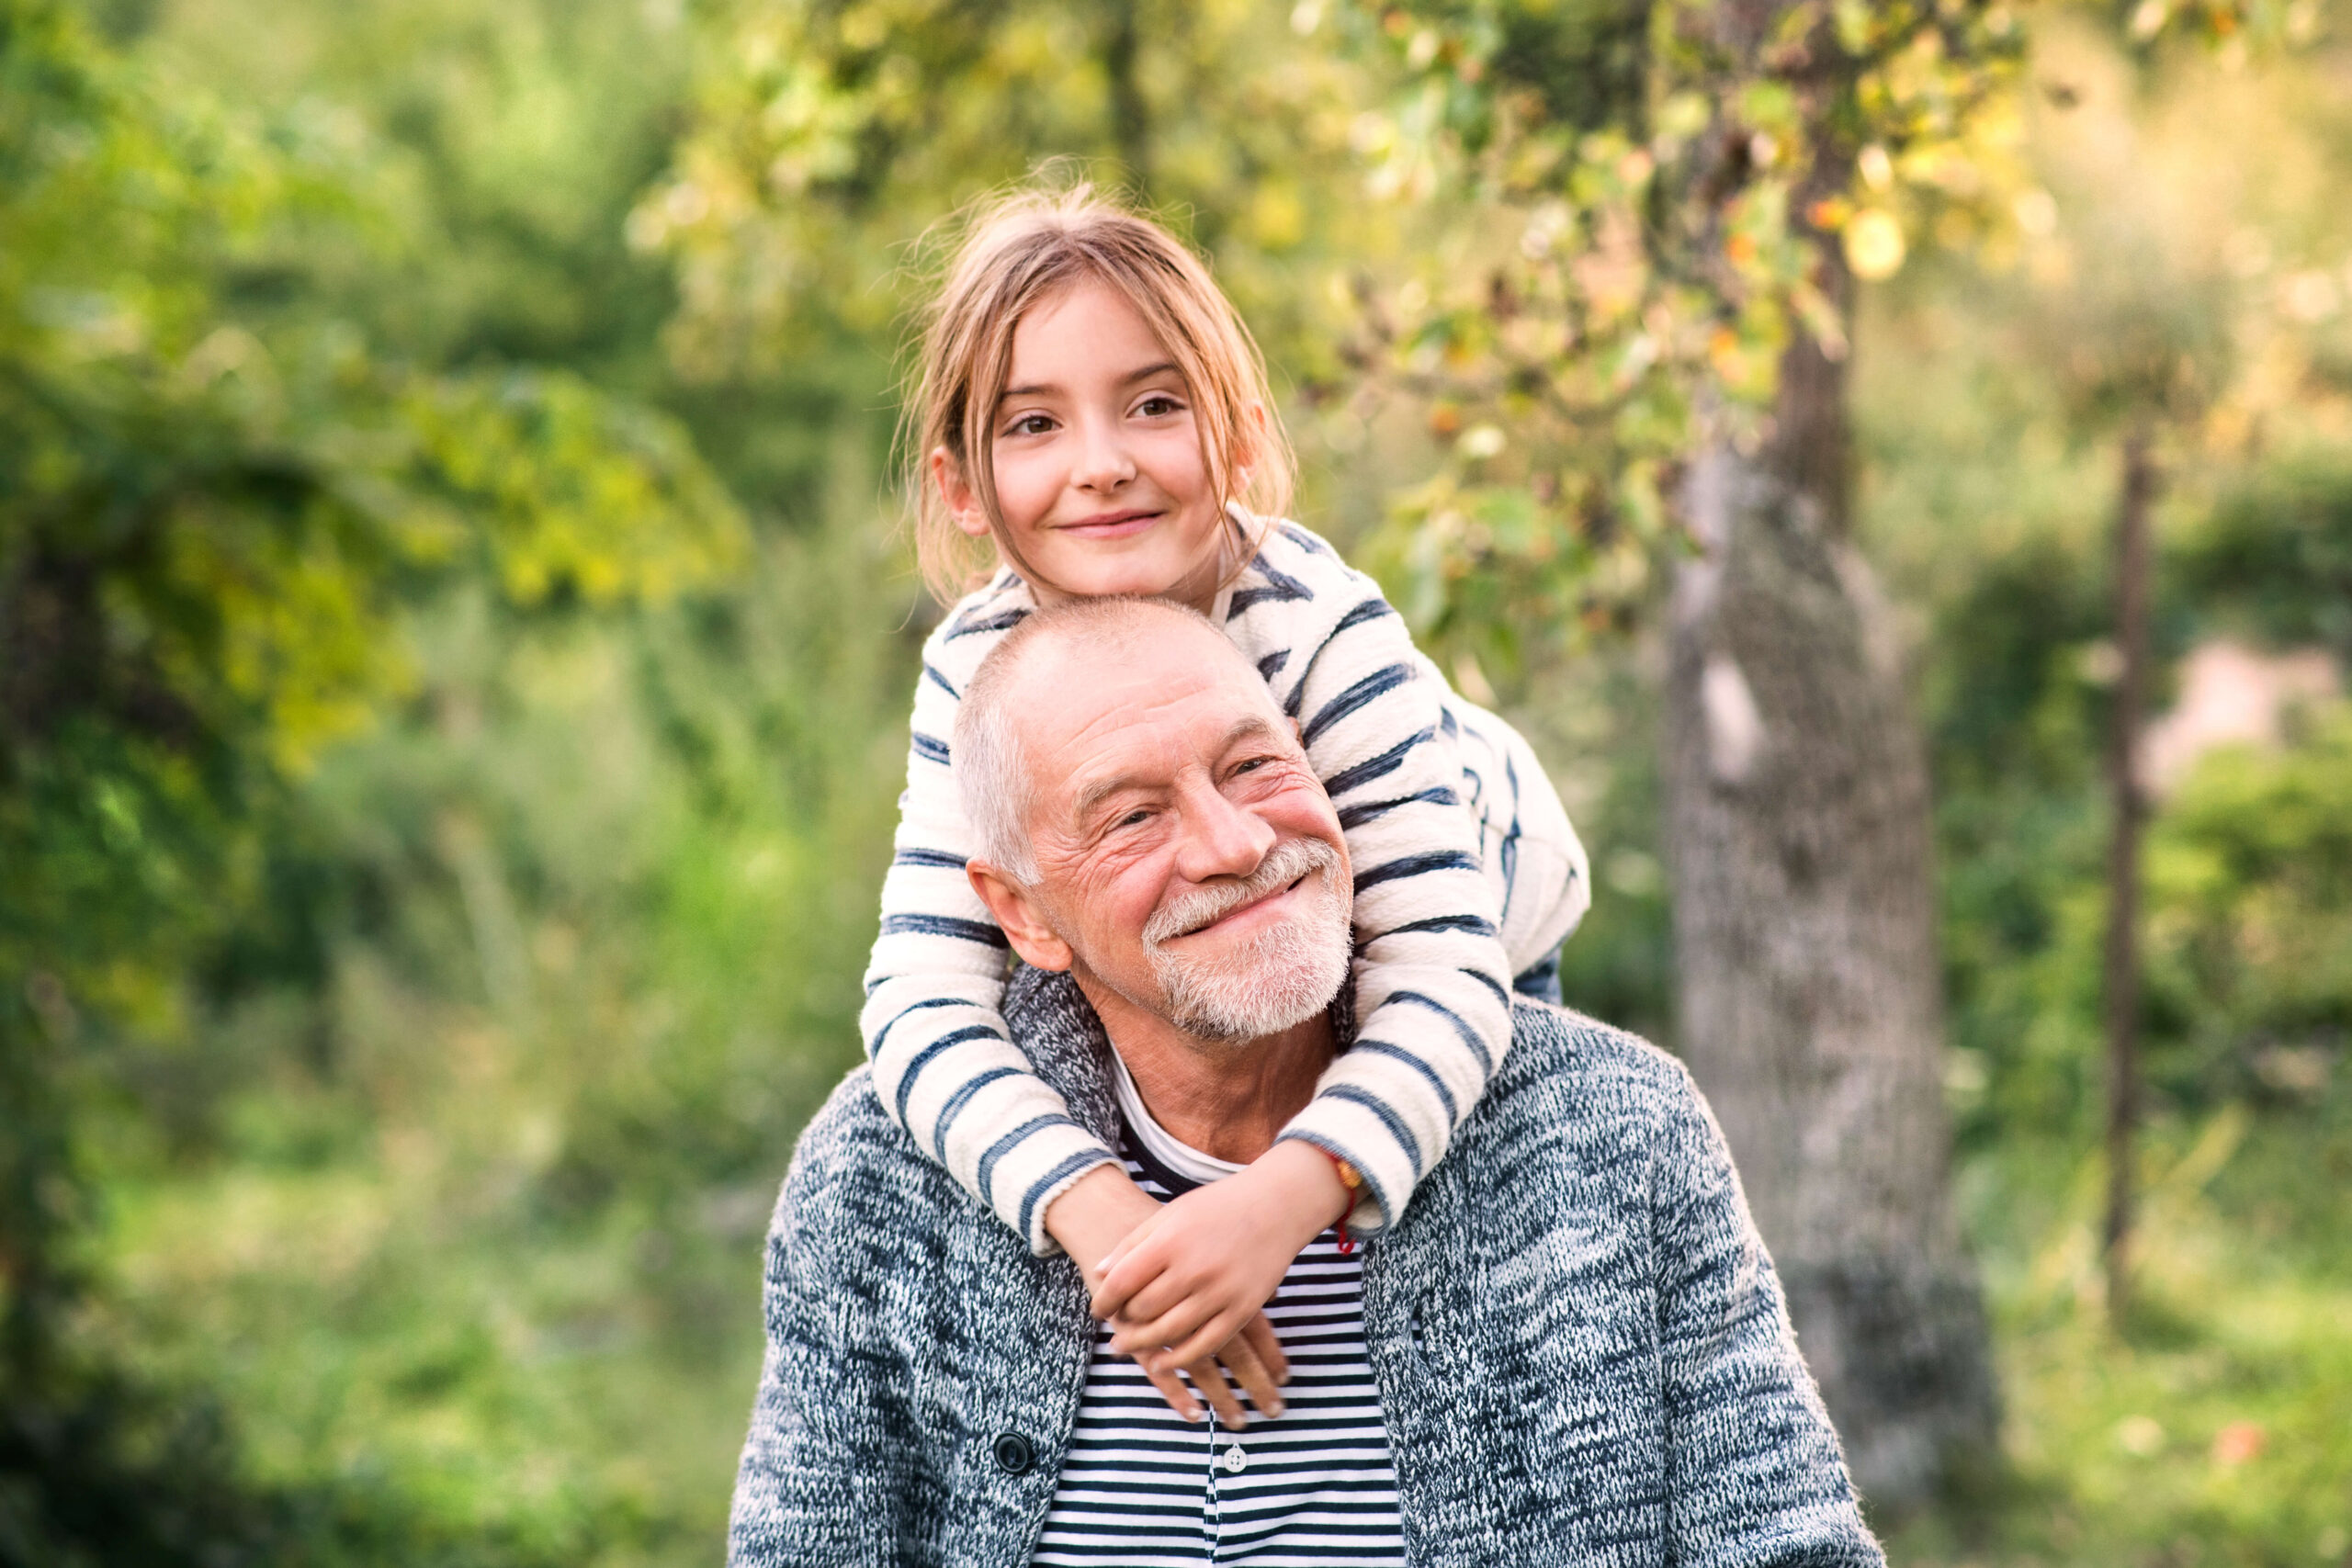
<box><xmin>1061</xmin><ymin>508</ymin><xmax>1160</xmax><ymax>539</ymax></box>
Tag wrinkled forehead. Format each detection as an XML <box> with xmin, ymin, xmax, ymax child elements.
<box><xmin>1010</xmin><ymin>620</ymin><xmax>1284</xmax><ymax>808</ymax></box>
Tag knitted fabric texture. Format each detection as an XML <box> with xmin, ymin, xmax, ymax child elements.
<box><xmin>732</xmin><ymin>967</ymin><xmax>1884</xmax><ymax>1568</ymax></box>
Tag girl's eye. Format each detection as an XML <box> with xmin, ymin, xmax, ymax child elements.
<box><xmin>1134</xmin><ymin>393</ymin><xmax>1183</xmax><ymax>418</ymax></box>
<box><xmin>1003</xmin><ymin>412</ymin><xmax>1056</xmax><ymax>438</ymax></box>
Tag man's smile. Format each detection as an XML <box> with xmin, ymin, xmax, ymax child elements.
<box><xmin>1162</xmin><ymin>871</ymin><xmax>1313</xmax><ymax>943</ymax></box>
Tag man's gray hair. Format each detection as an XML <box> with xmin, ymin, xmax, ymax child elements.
<box><xmin>952</xmin><ymin>596</ymin><xmax>1225</xmax><ymax>884</ymax></box>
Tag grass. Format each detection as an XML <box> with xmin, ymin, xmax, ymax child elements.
<box><xmin>96</xmin><ymin>1074</ymin><xmax>765</xmax><ymax>1564</ymax></box>
<box><xmin>1892</xmin><ymin>1089</ymin><xmax>2352</xmax><ymax>1566</ymax></box>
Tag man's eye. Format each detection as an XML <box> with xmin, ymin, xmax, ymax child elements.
<box><xmin>1116</xmin><ymin>807</ymin><xmax>1151</xmax><ymax>829</ymax></box>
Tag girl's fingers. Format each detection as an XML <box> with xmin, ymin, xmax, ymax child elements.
<box><xmin>1088</xmin><ymin>1269</ymin><xmax>1136</xmax><ymax>1321</ymax></box>
<box><xmin>1214</xmin><ymin>1328</ymin><xmax>1284</xmax><ymax>1419</ymax></box>
<box><xmin>1239</xmin><ymin>1311</ymin><xmax>1291</xmax><ymax>1386</ymax></box>
<box><xmin>1091</xmin><ymin>1235</ymin><xmax>1175</xmax><ymax>1316</ymax></box>
<box><xmin>1109</xmin><ymin>1293</ymin><xmax>1217</xmax><ymax>1359</ymax></box>
<box><xmin>1106</xmin><ymin>1274</ymin><xmax>1201</xmax><ymax>1342</ymax></box>
<box><xmin>1182</xmin><ymin>1359</ymin><xmax>1248</xmax><ymax>1429</ymax></box>
<box><xmin>1138</xmin><ymin>1359</ymin><xmax>1204</xmax><ymax>1423</ymax></box>
<box><xmin>1091</xmin><ymin>1209</ymin><xmax>1175</xmax><ymax>1302</ymax></box>
<box><xmin>1161</xmin><ymin>1304</ymin><xmax>1251</xmax><ymax>1373</ymax></box>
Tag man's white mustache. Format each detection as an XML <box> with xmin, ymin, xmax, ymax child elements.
<box><xmin>1142</xmin><ymin>838</ymin><xmax>1341</xmax><ymax>948</ymax></box>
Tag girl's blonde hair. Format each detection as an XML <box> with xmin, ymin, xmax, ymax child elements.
<box><xmin>903</xmin><ymin>182</ymin><xmax>1295</xmax><ymax>604</ymax></box>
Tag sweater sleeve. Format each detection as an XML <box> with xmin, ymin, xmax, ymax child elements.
<box><xmin>1431</xmin><ymin>675</ymin><xmax>1592</xmax><ymax>976</ymax></box>
<box><xmin>729</xmin><ymin>1098</ymin><xmax>901</xmax><ymax>1567</ymax></box>
<box><xmin>855</xmin><ymin>591</ymin><xmax>1118</xmax><ymax>1255</ymax></box>
<box><xmin>1651</xmin><ymin>1064</ymin><xmax>1885</xmax><ymax>1566</ymax></box>
<box><xmin>1238</xmin><ymin>524</ymin><xmax>1516</xmax><ymax>1235</ymax></box>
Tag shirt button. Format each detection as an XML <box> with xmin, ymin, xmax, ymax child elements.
<box><xmin>1221</xmin><ymin>1444</ymin><xmax>1249</xmax><ymax>1474</ymax></box>
<box><xmin>992</xmin><ymin>1432</ymin><xmax>1035</xmax><ymax>1475</ymax></box>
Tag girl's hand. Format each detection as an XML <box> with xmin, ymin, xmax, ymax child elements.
<box><xmin>1042</xmin><ymin>1163</ymin><xmax>1162</xmax><ymax>1283</ymax></box>
<box><xmin>1045</xmin><ymin>1162</ymin><xmax>1293</xmax><ymax>1422</ymax></box>
<box><xmin>1135</xmin><ymin>1311</ymin><xmax>1289</xmax><ymax>1428</ymax></box>
<box><xmin>1091</xmin><ymin>1140</ymin><xmax>1351</xmax><ymax>1377</ymax></box>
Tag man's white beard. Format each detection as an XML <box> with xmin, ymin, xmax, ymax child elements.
<box><xmin>1141</xmin><ymin>837</ymin><xmax>1352</xmax><ymax>1045</ymax></box>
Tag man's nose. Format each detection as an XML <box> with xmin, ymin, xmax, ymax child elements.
<box><xmin>1173</xmin><ymin>777</ymin><xmax>1277</xmax><ymax>885</ymax></box>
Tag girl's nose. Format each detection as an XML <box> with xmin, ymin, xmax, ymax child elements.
<box><xmin>1070</xmin><ymin>414</ymin><xmax>1137</xmax><ymax>491</ymax></box>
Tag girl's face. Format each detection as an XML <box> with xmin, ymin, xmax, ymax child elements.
<box><xmin>935</xmin><ymin>278</ymin><xmax>1240</xmax><ymax>614</ymax></box>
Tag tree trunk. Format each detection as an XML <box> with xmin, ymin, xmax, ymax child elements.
<box><xmin>1101</xmin><ymin>0</ymin><xmax>1150</xmax><ymax>191</ymax></box>
<box><xmin>1661</xmin><ymin>266</ymin><xmax>1998</xmax><ymax>1509</ymax></box>
<box><xmin>2102</xmin><ymin>425</ymin><xmax>2157</xmax><ymax>1322</ymax></box>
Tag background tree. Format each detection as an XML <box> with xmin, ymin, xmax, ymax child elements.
<box><xmin>1328</xmin><ymin>0</ymin><xmax>2030</xmax><ymax>1504</ymax></box>
<box><xmin>1326</xmin><ymin>0</ymin><xmax>2315</xmax><ymax>1508</ymax></box>
<box><xmin>2003</xmin><ymin>107</ymin><xmax>2231</xmax><ymax>1324</ymax></box>
<box><xmin>1946</xmin><ymin>3</ymin><xmax>2332</xmax><ymax>1323</ymax></box>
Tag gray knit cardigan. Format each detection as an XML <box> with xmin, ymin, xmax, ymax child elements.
<box><xmin>729</xmin><ymin>968</ymin><xmax>1885</xmax><ymax>1567</ymax></box>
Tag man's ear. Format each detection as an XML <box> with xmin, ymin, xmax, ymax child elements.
<box><xmin>966</xmin><ymin>862</ymin><xmax>1074</xmax><ymax>973</ymax></box>
<box><xmin>932</xmin><ymin>446</ymin><xmax>992</xmax><ymax>541</ymax></box>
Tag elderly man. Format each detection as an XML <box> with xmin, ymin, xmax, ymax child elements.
<box><xmin>730</xmin><ymin>597</ymin><xmax>1883</xmax><ymax>1567</ymax></box>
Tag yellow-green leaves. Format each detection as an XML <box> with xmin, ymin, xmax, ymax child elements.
<box><xmin>1331</xmin><ymin>0</ymin><xmax>2044</xmax><ymax>663</ymax></box>
<box><xmin>2</xmin><ymin>0</ymin><xmax>747</xmax><ymax>897</ymax></box>
<box><xmin>1843</xmin><ymin>209</ymin><xmax>1907</xmax><ymax>279</ymax></box>
<box><xmin>401</xmin><ymin>371</ymin><xmax>746</xmax><ymax>615</ymax></box>
<box><xmin>641</xmin><ymin>0</ymin><xmax>1390</xmax><ymax>385</ymax></box>
<box><xmin>3</xmin><ymin>0</ymin><xmax>744</xmax><ymax>784</ymax></box>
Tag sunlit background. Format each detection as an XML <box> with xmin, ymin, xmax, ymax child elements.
<box><xmin>3</xmin><ymin>1</ymin><xmax>2347</xmax><ymax>1563</ymax></box>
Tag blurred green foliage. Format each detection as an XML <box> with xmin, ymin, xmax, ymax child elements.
<box><xmin>1</xmin><ymin>0</ymin><xmax>2347</xmax><ymax>1564</ymax></box>
<box><xmin>2177</xmin><ymin>454</ymin><xmax>2352</xmax><ymax>660</ymax></box>
<box><xmin>1</xmin><ymin>0</ymin><xmax>748</xmax><ymax>1556</ymax></box>
<box><xmin>646</xmin><ymin>0</ymin><xmax>1419</xmax><ymax>423</ymax></box>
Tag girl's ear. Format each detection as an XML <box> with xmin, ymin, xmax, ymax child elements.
<box><xmin>932</xmin><ymin>446</ymin><xmax>992</xmax><ymax>540</ymax></box>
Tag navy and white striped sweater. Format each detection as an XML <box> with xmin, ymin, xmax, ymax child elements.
<box><xmin>732</xmin><ymin>967</ymin><xmax>1883</xmax><ymax>1567</ymax></box>
<box><xmin>859</xmin><ymin>519</ymin><xmax>1589</xmax><ymax>1252</ymax></box>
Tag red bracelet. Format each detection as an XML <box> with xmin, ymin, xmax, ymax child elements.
<box><xmin>1317</xmin><ymin>1148</ymin><xmax>1363</xmax><ymax>1257</ymax></box>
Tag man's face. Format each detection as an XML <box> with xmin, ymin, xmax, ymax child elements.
<box><xmin>1010</xmin><ymin>625</ymin><xmax>1351</xmax><ymax>1043</ymax></box>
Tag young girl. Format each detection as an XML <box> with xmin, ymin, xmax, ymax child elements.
<box><xmin>863</xmin><ymin>184</ymin><xmax>1589</xmax><ymax>1418</ymax></box>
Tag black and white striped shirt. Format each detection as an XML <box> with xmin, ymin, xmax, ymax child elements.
<box><xmin>1032</xmin><ymin>1065</ymin><xmax>1405</xmax><ymax>1566</ymax></box>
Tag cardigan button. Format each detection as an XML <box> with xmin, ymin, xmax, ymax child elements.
<box><xmin>991</xmin><ymin>1431</ymin><xmax>1035</xmax><ymax>1475</ymax></box>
